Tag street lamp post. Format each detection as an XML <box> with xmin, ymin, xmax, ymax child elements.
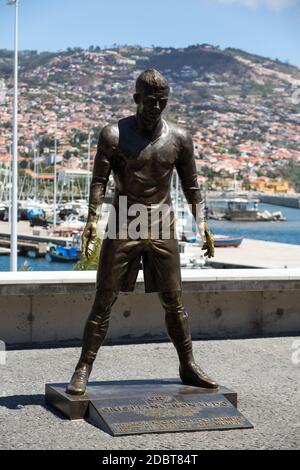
<box><xmin>86</xmin><ymin>130</ymin><xmax>93</xmax><ymax>199</ymax></box>
<box><xmin>33</xmin><ymin>138</ymin><xmax>38</xmax><ymax>201</ymax></box>
<box><xmin>7</xmin><ymin>0</ymin><xmax>19</xmax><ymax>271</ymax></box>
<box><xmin>53</xmin><ymin>135</ymin><xmax>57</xmax><ymax>230</ymax></box>
<box><xmin>8</xmin><ymin>143</ymin><xmax>12</xmax><ymax>227</ymax></box>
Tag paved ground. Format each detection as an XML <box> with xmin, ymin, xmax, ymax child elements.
<box><xmin>0</xmin><ymin>337</ymin><xmax>299</xmax><ymax>450</ymax></box>
<box><xmin>204</xmin><ymin>238</ymin><xmax>300</xmax><ymax>269</ymax></box>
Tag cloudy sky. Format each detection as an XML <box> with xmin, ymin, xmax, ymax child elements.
<box><xmin>0</xmin><ymin>0</ymin><xmax>299</xmax><ymax>66</ymax></box>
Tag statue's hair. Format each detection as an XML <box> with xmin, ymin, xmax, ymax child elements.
<box><xmin>135</xmin><ymin>69</ymin><xmax>169</xmax><ymax>94</ymax></box>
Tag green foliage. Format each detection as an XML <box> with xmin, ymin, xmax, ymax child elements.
<box><xmin>139</xmin><ymin>45</ymin><xmax>246</xmax><ymax>77</ymax></box>
<box><xmin>72</xmin><ymin>131</ymin><xmax>88</xmax><ymax>145</ymax></box>
<box><xmin>73</xmin><ymin>237</ymin><xmax>102</xmax><ymax>271</ymax></box>
<box><xmin>228</xmin><ymin>146</ymin><xmax>240</xmax><ymax>155</ymax></box>
<box><xmin>286</xmin><ymin>142</ymin><xmax>300</xmax><ymax>150</ymax></box>
<box><xmin>224</xmin><ymin>47</ymin><xmax>267</xmax><ymax>64</ymax></box>
<box><xmin>0</xmin><ymin>49</ymin><xmax>13</xmax><ymax>59</ymax></box>
<box><xmin>19</xmin><ymin>159</ymin><xmax>29</xmax><ymax>169</ymax></box>
<box><xmin>19</xmin><ymin>260</ymin><xmax>33</xmax><ymax>271</ymax></box>
<box><xmin>202</xmin><ymin>165</ymin><xmax>217</xmax><ymax>179</ymax></box>
<box><xmin>242</xmin><ymin>178</ymin><xmax>252</xmax><ymax>191</ymax></box>
<box><xmin>0</xmin><ymin>61</ymin><xmax>13</xmax><ymax>76</ymax></box>
<box><xmin>240</xmin><ymin>82</ymin><xmax>274</xmax><ymax>97</ymax></box>
<box><xmin>281</xmin><ymin>164</ymin><xmax>300</xmax><ymax>192</ymax></box>
<box><xmin>1</xmin><ymin>121</ymin><xmax>11</xmax><ymax>129</ymax></box>
<box><xmin>239</xmin><ymin>131</ymin><xmax>263</xmax><ymax>142</ymax></box>
<box><xmin>39</xmin><ymin>135</ymin><xmax>56</xmax><ymax>149</ymax></box>
<box><xmin>64</xmin><ymin>150</ymin><xmax>72</xmax><ymax>159</ymax></box>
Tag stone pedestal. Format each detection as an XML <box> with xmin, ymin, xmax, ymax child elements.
<box><xmin>45</xmin><ymin>378</ymin><xmax>252</xmax><ymax>435</ymax></box>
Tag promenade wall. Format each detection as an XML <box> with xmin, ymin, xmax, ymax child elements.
<box><xmin>0</xmin><ymin>269</ymin><xmax>299</xmax><ymax>346</ymax></box>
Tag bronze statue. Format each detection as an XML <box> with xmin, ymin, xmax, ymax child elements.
<box><xmin>66</xmin><ymin>69</ymin><xmax>218</xmax><ymax>395</ymax></box>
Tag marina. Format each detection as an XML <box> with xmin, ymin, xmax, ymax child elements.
<box><xmin>208</xmin><ymin>198</ymin><xmax>286</xmax><ymax>221</ymax></box>
<box><xmin>0</xmin><ymin>198</ymin><xmax>299</xmax><ymax>271</ymax></box>
<box><xmin>0</xmin><ymin>220</ymin><xmax>75</xmax><ymax>258</ymax></box>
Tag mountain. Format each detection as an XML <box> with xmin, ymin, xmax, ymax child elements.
<box><xmin>0</xmin><ymin>44</ymin><xmax>299</xmax><ymax>191</ymax></box>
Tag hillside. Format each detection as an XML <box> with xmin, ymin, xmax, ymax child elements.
<box><xmin>0</xmin><ymin>44</ymin><xmax>299</xmax><ymax>191</ymax></box>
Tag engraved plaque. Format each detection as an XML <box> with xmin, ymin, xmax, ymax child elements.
<box><xmin>88</xmin><ymin>393</ymin><xmax>253</xmax><ymax>436</ymax></box>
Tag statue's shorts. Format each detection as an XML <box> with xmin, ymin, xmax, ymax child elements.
<box><xmin>96</xmin><ymin>237</ymin><xmax>182</xmax><ymax>293</ymax></box>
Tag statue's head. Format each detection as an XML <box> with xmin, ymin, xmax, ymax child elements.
<box><xmin>134</xmin><ymin>69</ymin><xmax>169</xmax><ymax>128</ymax></box>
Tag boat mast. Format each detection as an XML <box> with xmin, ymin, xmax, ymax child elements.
<box><xmin>53</xmin><ymin>135</ymin><xmax>57</xmax><ymax>230</ymax></box>
<box><xmin>33</xmin><ymin>137</ymin><xmax>38</xmax><ymax>201</ymax></box>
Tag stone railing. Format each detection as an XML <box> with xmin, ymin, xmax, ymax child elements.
<box><xmin>0</xmin><ymin>269</ymin><xmax>299</xmax><ymax>346</ymax></box>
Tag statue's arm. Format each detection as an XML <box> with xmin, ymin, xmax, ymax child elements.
<box><xmin>87</xmin><ymin>125</ymin><xmax>116</xmax><ymax>224</ymax></box>
<box><xmin>175</xmin><ymin>130</ymin><xmax>214</xmax><ymax>257</ymax></box>
<box><xmin>82</xmin><ymin>125</ymin><xmax>117</xmax><ymax>258</ymax></box>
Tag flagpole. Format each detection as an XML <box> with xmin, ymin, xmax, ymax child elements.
<box><xmin>87</xmin><ymin>130</ymin><xmax>92</xmax><ymax>199</ymax></box>
<box><xmin>7</xmin><ymin>0</ymin><xmax>19</xmax><ymax>271</ymax></box>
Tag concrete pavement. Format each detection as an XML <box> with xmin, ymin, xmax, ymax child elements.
<box><xmin>0</xmin><ymin>337</ymin><xmax>299</xmax><ymax>449</ymax></box>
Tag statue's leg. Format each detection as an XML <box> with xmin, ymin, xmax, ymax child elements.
<box><xmin>158</xmin><ymin>290</ymin><xmax>218</xmax><ymax>389</ymax></box>
<box><xmin>66</xmin><ymin>289</ymin><xmax>118</xmax><ymax>395</ymax></box>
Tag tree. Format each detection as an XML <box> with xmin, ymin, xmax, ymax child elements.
<box><xmin>242</xmin><ymin>178</ymin><xmax>251</xmax><ymax>191</ymax></box>
<box><xmin>64</xmin><ymin>150</ymin><xmax>72</xmax><ymax>159</ymax></box>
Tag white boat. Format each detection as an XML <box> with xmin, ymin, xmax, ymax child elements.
<box><xmin>180</xmin><ymin>254</ymin><xmax>205</xmax><ymax>268</ymax></box>
<box><xmin>59</xmin><ymin>214</ymin><xmax>86</xmax><ymax>231</ymax></box>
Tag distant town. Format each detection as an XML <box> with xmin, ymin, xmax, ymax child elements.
<box><xmin>0</xmin><ymin>44</ymin><xmax>300</xmax><ymax>199</ymax></box>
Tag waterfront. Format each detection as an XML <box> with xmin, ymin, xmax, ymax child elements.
<box><xmin>0</xmin><ymin>203</ymin><xmax>299</xmax><ymax>272</ymax></box>
<box><xmin>0</xmin><ymin>255</ymin><xmax>75</xmax><ymax>272</ymax></box>
<box><xmin>208</xmin><ymin>203</ymin><xmax>300</xmax><ymax>246</ymax></box>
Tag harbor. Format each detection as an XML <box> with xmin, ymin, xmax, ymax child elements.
<box><xmin>0</xmin><ymin>220</ymin><xmax>75</xmax><ymax>258</ymax></box>
<box><xmin>1</xmin><ymin>149</ymin><xmax>299</xmax><ymax>271</ymax></box>
<box><xmin>206</xmin><ymin>191</ymin><xmax>300</xmax><ymax>210</ymax></box>
<box><xmin>0</xmin><ymin>183</ymin><xmax>299</xmax><ymax>271</ymax></box>
<box><xmin>0</xmin><ymin>198</ymin><xmax>299</xmax><ymax>271</ymax></box>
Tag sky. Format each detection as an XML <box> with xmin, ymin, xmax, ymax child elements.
<box><xmin>0</xmin><ymin>0</ymin><xmax>299</xmax><ymax>66</ymax></box>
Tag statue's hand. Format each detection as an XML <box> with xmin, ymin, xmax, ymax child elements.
<box><xmin>201</xmin><ymin>222</ymin><xmax>215</xmax><ymax>258</ymax></box>
<box><xmin>81</xmin><ymin>221</ymin><xmax>97</xmax><ymax>259</ymax></box>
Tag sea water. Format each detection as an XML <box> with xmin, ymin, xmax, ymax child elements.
<box><xmin>0</xmin><ymin>203</ymin><xmax>299</xmax><ymax>271</ymax></box>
